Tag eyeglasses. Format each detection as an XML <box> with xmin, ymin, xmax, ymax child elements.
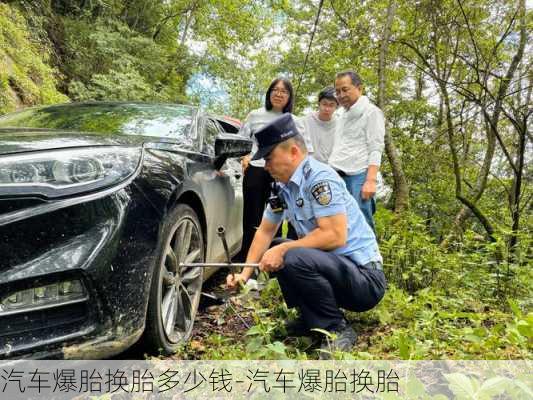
<box><xmin>272</xmin><ymin>88</ymin><xmax>289</xmax><ymax>96</ymax></box>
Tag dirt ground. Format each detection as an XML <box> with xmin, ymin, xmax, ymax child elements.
<box><xmin>116</xmin><ymin>269</ymin><xmax>256</xmax><ymax>360</ymax></box>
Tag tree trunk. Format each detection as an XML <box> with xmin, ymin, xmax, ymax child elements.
<box><xmin>507</xmin><ymin>0</ymin><xmax>528</xmax><ymax>254</ymax></box>
<box><xmin>415</xmin><ymin>70</ymin><xmax>424</xmax><ymax>100</ymax></box>
<box><xmin>509</xmin><ymin>121</ymin><xmax>526</xmax><ymax>252</ymax></box>
<box><xmin>377</xmin><ymin>0</ymin><xmax>409</xmax><ymax>212</ymax></box>
<box><xmin>444</xmin><ymin>117</ymin><xmax>496</xmax><ymax>244</ymax></box>
<box><xmin>439</xmin><ymin>83</ymin><xmax>496</xmax><ymax>245</ymax></box>
<box><xmin>180</xmin><ymin>10</ymin><xmax>192</xmax><ymax>46</ymax></box>
<box><xmin>441</xmin><ymin>0</ymin><xmax>526</xmax><ymax>248</ymax></box>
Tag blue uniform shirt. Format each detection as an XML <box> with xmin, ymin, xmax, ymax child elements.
<box><xmin>264</xmin><ymin>156</ymin><xmax>382</xmax><ymax>266</ymax></box>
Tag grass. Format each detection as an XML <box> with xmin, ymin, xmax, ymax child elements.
<box><xmin>168</xmin><ymin>273</ymin><xmax>531</xmax><ymax>360</ymax></box>
<box><xmin>138</xmin><ymin>212</ymin><xmax>532</xmax><ymax>361</ymax></box>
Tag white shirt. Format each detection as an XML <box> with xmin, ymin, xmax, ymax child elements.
<box><xmin>297</xmin><ymin>112</ymin><xmax>337</xmax><ymax>164</ymax></box>
<box><xmin>328</xmin><ymin>95</ymin><xmax>385</xmax><ymax>175</ymax></box>
<box><xmin>239</xmin><ymin>108</ymin><xmax>312</xmax><ymax>167</ymax></box>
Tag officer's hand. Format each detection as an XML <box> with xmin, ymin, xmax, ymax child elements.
<box><xmin>361</xmin><ymin>179</ymin><xmax>376</xmax><ymax>200</ymax></box>
<box><xmin>259</xmin><ymin>245</ymin><xmax>285</xmax><ymax>272</ymax></box>
<box><xmin>241</xmin><ymin>155</ymin><xmax>251</xmax><ymax>172</ymax></box>
<box><xmin>226</xmin><ymin>273</ymin><xmax>247</xmax><ymax>290</ymax></box>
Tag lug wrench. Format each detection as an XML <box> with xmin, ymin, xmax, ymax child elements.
<box><xmin>178</xmin><ymin>226</ymin><xmax>259</xmax><ymax>327</ymax></box>
<box><xmin>178</xmin><ymin>226</ymin><xmax>260</xmax><ymax>271</ymax></box>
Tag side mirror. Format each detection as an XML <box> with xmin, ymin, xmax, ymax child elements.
<box><xmin>214</xmin><ymin>134</ymin><xmax>252</xmax><ymax>170</ymax></box>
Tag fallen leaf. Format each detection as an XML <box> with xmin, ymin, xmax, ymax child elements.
<box><xmin>189</xmin><ymin>340</ymin><xmax>205</xmax><ymax>352</ymax></box>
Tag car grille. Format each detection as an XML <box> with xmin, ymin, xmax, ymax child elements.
<box><xmin>0</xmin><ymin>300</ymin><xmax>93</xmax><ymax>354</ymax></box>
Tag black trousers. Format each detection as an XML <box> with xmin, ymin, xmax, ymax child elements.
<box><xmin>270</xmin><ymin>239</ymin><xmax>387</xmax><ymax>331</ymax></box>
<box><xmin>236</xmin><ymin>166</ymin><xmax>296</xmax><ymax>261</ymax></box>
<box><xmin>236</xmin><ymin>165</ymin><xmax>272</xmax><ymax>262</ymax></box>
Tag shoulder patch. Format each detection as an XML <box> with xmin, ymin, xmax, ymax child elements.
<box><xmin>311</xmin><ymin>181</ymin><xmax>332</xmax><ymax>205</ymax></box>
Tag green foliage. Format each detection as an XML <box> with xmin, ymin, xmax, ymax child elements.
<box><xmin>377</xmin><ymin>209</ymin><xmax>448</xmax><ymax>292</ymax></box>
<box><xmin>181</xmin><ymin>210</ymin><xmax>529</xmax><ymax>360</ymax></box>
<box><xmin>174</xmin><ymin>256</ymin><xmax>530</xmax><ymax>361</ymax></box>
<box><xmin>0</xmin><ymin>3</ymin><xmax>67</xmax><ymax>114</ymax></box>
<box><xmin>62</xmin><ymin>18</ymin><xmax>191</xmax><ymax>102</ymax></box>
<box><xmin>376</xmin><ymin>208</ymin><xmax>531</xmax><ymax>305</ymax></box>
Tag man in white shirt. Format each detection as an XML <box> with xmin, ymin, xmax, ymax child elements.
<box><xmin>328</xmin><ymin>71</ymin><xmax>385</xmax><ymax>231</ymax></box>
<box><xmin>298</xmin><ymin>87</ymin><xmax>338</xmax><ymax>164</ymax></box>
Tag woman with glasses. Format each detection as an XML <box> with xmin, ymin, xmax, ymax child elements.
<box><xmin>236</xmin><ymin>77</ymin><xmax>300</xmax><ymax>261</ymax></box>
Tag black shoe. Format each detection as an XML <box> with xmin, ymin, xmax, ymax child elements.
<box><xmin>318</xmin><ymin>320</ymin><xmax>357</xmax><ymax>359</ymax></box>
<box><xmin>284</xmin><ymin>317</ymin><xmax>309</xmax><ymax>337</ymax></box>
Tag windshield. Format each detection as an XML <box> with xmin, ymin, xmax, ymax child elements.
<box><xmin>0</xmin><ymin>103</ymin><xmax>195</xmax><ymax>139</ymax></box>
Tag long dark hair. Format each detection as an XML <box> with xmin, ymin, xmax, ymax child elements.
<box><xmin>265</xmin><ymin>77</ymin><xmax>294</xmax><ymax>113</ymax></box>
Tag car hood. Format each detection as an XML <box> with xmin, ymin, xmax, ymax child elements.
<box><xmin>0</xmin><ymin>128</ymin><xmax>150</xmax><ymax>155</ymax></box>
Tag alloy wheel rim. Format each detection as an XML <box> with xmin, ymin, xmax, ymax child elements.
<box><xmin>160</xmin><ymin>216</ymin><xmax>203</xmax><ymax>343</ymax></box>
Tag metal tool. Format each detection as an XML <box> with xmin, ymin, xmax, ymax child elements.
<box><xmin>200</xmin><ymin>291</ymin><xmax>250</xmax><ymax>328</ymax></box>
<box><xmin>180</xmin><ymin>225</ymin><xmax>258</xmax><ymax>309</ymax></box>
<box><xmin>179</xmin><ymin>263</ymin><xmax>260</xmax><ymax>268</ymax></box>
<box><xmin>188</xmin><ymin>225</ymin><xmax>254</xmax><ymax>328</ymax></box>
<box><xmin>218</xmin><ymin>225</ymin><xmax>236</xmax><ymax>280</ymax></box>
<box><xmin>217</xmin><ymin>226</ymin><xmax>231</xmax><ymax>263</ymax></box>
<box><xmin>178</xmin><ymin>226</ymin><xmax>259</xmax><ymax>270</ymax></box>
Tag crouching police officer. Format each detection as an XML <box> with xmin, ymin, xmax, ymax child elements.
<box><xmin>226</xmin><ymin>113</ymin><xmax>386</xmax><ymax>355</ymax></box>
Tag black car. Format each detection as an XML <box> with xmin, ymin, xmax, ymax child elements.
<box><xmin>0</xmin><ymin>102</ymin><xmax>251</xmax><ymax>359</ymax></box>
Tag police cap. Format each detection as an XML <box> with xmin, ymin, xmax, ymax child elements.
<box><xmin>251</xmin><ymin>113</ymin><xmax>299</xmax><ymax>160</ymax></box>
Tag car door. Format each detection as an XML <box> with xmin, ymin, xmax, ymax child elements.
<box><xmin>214</xmin><ymin>119</ymin><xmax>244</xmax><ymax>254</ymax></box>
<box><xmin>198</xmin><ymin>116</ymin><xmax>241</xmax><ymax>261</ymax></box>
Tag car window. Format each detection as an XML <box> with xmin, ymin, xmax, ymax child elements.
<box><xmin>216</xmin><ymin>118</ymin><xmax>241</xmax><ymax>134</ymax></box>
<box><xmin>0</xmin><ymin>103</ymin><xmax>195</xmax><ymax>139</ymax></box>
<box><xmin>202</xmin><ymin>118</ymin><xmax>221</xmax><ymax>156</ymax></box>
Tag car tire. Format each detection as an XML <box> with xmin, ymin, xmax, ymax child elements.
<box><xmin>144</xmin><ymin>204</ymin><xmax>205</xmax><ymax>355</ymax></box>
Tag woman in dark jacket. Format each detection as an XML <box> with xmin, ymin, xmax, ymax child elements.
<box><xmin>236</xmin><ymin>77</ymin><xmax>298</xmax><ymax>261</ymax></box>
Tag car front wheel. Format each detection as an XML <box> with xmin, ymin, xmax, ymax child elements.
<box><xmin>145</xmin><ymin>204</ymin><xmax>204</xmax><ymax>354</ymax></box>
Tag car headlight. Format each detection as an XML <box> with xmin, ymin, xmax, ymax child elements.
<box><xmin>0</xmin><ymin>146</ymin><xmax>141</xmax><ymax>198</ymax></box>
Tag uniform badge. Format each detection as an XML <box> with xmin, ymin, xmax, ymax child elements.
<box><xmin>311</xmin><ymin>181</ymin><xmax>332</xmax><ymax>205</ymax></box>
<box><xmin>296</xmin><ymin>198</ymin><xmax>304</xmax><ymax>207</ymax></box>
